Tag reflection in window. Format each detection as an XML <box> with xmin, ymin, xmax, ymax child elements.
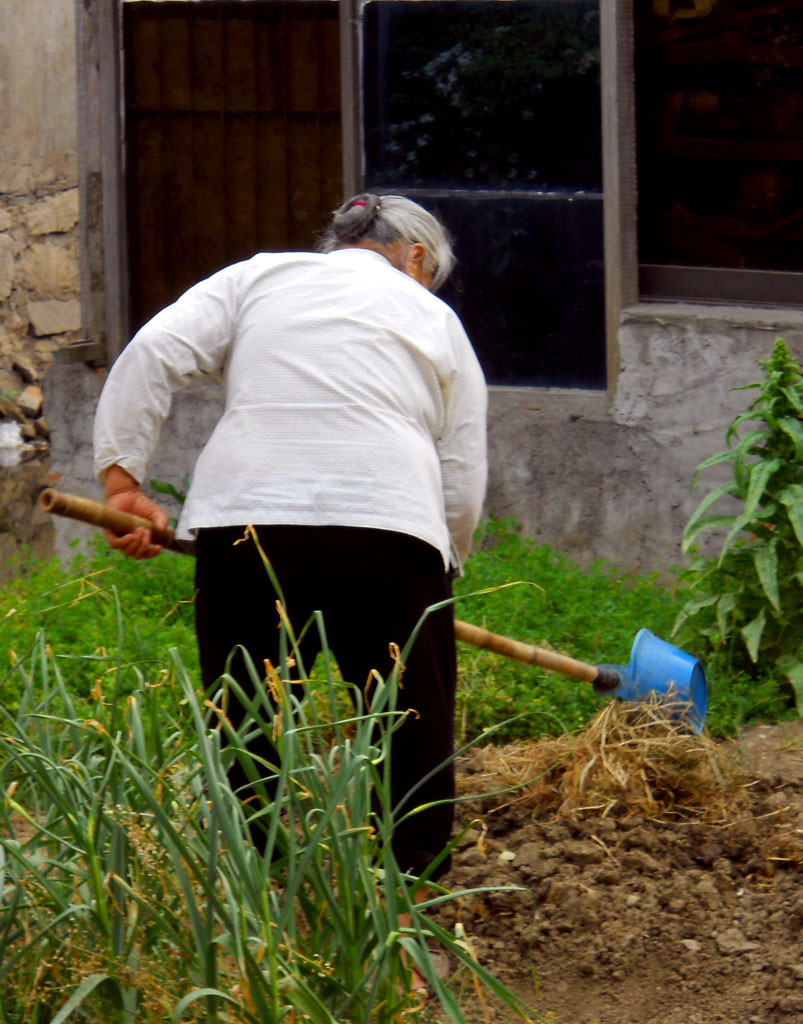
<box><xmin>636</xmin><ymin>1</ymin><xmax>803</xmax><ymax>294</ymax></box>
<box><xmin>363</xmin><ymin>1</ymin><xmax>605</xmax><ymax>388</ymax></box>
<box><xmin>365</xmin><ymin>1</ymin><xmax>601</xmax><ymax>192</ymax></box>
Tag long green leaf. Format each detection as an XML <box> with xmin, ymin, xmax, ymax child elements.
<box><xmin>777</xmin><ymin>654</ymin><xmax>803</xmax><ymax>717</ymax></box>
<box><xmin>715</xmin><ymin>591</ymin><xmax>737</xmax><ymax>637</ymax></box>
<box><xmin>741</xmin><ymin>607</ymin><xmax>766</xmax><ymax>663</ymax></box>
<box><xmin>683</xmin><ymin>482</ymin><xmax>740</xmax><ymax>540</ymax></box>
<box><xmin>682</xmin><ymin>514</ymin><xmax>739</xmax><ymax>551</ymax></box>
<box><xmin>778</xmin><ymin>484</ymin><xmax>803</xmax><ymax>549</ymax></box>
<box><xmin>731</xmin><ymin>426</ymin><xmax>771</xmax><ymax>451</ymax></box>
<box><xmin>671</xmin><ymin>592</ymin><xmax>718</xmax><ymax>636</ymax></box>
<box><xmin>742</xmin><ymin>457</ymin><xmax>782</xmax><ymax>520</ymax></box>
<box><xmin>689</xmin><ymin>448</ymin><xmax>737</xmax><ymax>490</ymax></box>
<box><xmin>777</xmin><ymin>416</ymin><xmax>803</xmax><ymax>460</ymax></box>
<box><xmin>781</xmin><ymin>385</ymin><xmax>803</xmax><ymax>414</ymax></box>
<box><xmin>719</xmin><ymin>458</ymin><xmax>782</xmax><ymax>561</ymax></box>
<box><xmin>171</xmin><ymin>988</ymin><xmax>246</xmax><ymax>1024</ymax></box>
<box><xmin>752</xmin><ymin>540</ymin><xmax>780</xmax><ymax>612</ymax></box>
<box><xmin>731</xmin><ymin>428</ymin><xmax>773</xmax><ymax>492</ymax></box>
<box><xmin>48</xmin><ymin>972</ymin><xmax>111</xmax><ymax>1024</ymax></box>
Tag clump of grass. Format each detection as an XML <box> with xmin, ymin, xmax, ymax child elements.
<box><xmin>464</xmin><ymin>698</ymin><xmax>750</xmax><ymax>825</ymax></box>
<box><xmin>0</xmin><ymin>582</ymin><xmax>540</xmax><ymax>1024</ymax></box>
<box><xmin>0</xmin><ymin>537</ymin><xmax>198</xmax><ymax>716</ymax></box>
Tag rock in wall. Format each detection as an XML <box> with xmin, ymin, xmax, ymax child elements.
<box><xmin>0</xmin><ymin>463</ymin><xmax>54</xmax><ymax>584</ymax></box>
<box><xmin>0</xmin><ymin>185</ymin><xmax>82</xmax><ymax>574</ymax></box>
<box><xmin>0</xmin><ymin>186</ymin><xmax>81</xmax><ymax>386</ymax></box>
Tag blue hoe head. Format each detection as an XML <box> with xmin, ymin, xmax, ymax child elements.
<box><xmin>595</xmin><ymin>629</ymin><xmax>707</xmax><ymax>734</ymax></box>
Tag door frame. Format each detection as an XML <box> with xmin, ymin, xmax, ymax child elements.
<box><xmin>75</xmin><ymin>0</ymin><xmax>365</xmax><ymax>364</ymax></box>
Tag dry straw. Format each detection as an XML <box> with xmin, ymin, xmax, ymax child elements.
<box><xmin>461</xmin><ymin>697</ymin><xmax>751</xmax><ymax>825</ymax></box>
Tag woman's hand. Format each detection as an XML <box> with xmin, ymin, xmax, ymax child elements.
<box><xmin>104</xmin><ymin>465</ymin><xmax>170</xmax><ymax>560</ymax></box>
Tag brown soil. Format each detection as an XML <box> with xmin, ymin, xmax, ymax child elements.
<box><xmin>438</xmin><ymin>716</ymin><xmax>803</xmax><ymax>1024</ymax></box>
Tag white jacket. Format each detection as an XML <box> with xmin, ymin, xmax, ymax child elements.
<box><xmin>94</xmin><ymin>247</ymin><xmax>488</xmax><ymax>570</ymax></box>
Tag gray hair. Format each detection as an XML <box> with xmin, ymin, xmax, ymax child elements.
<box><xmin>318</xmin><ymin>193</ymin><xmax>455</xmax><ymax>292</ymax></box>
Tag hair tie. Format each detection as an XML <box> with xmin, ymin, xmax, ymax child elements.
<box><xmin>351</xmin><ymin>200</ymin><xmax>366</xmax><ymax>207</ymax></box>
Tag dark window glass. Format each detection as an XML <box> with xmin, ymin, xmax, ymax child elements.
<box><xmin>364</xmin><ymin>0</ymin><xmax>601</xmax><ymax>192</ymax></box>
<box><xmin>636</xmin><ymin>1</ymin><xmax>803</xmax><ymax>298</ymax></box>
<box><xmin>424</xmin><ymin>191</ymin><xmax>604</xmax><ymax>387</ymax></box>
<box><xmin>363</xmin><ymin>0</ymin><xmax>605</xmax><ymax>388</ymax></box>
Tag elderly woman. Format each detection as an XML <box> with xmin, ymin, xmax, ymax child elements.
<box><xmin>93</xmin><ymin>193</ymin><xmax>488</xmax><ymax>881</ymax></box>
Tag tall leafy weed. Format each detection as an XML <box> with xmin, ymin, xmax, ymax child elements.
<box><xmin>674</xmin><ymin>338</ymin><xmax>803</xmax><ymax>714</ymax></box>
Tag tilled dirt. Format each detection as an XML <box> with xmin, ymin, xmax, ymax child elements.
<box><xmin>437</xmin><ymin>719</ymin><xmax>803</xmax><ymax>1024</ymax></box>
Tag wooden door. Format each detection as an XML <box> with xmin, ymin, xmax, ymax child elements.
<box><xmin>124</xmin><ymin>1</ymin><xmax>343</xmax><ymax>333</ymax></box>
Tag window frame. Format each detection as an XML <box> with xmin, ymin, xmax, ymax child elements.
<box><xmin>600</xmin><ymin>0</ymin><xmax>637</xmax><ymax>390</ymax></box>
<box><xmin>353</xmin><ymin>0</ymin><xmax>613</xmax><ymax>390</ymax></box>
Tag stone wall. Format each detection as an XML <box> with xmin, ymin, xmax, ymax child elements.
<box><xmin>0</xmin><ymin>186</ymin><xmax>81</xmax><ymax>575</ymax></box>
<box><xmin>0</xmin><ymin>184</ymin><xmax>82</xmax><ymax>575</ymax></box>
<box><xmin>0</xmin><ymin>463</ymin><xmax>55</xmax><ymax>584</ymax></box>
<box><xmin>0</xmin><ymin>0</ymin><xmax>80</xmax><ymax>389</ymax></box>
<box><xmin>0</xmin><ymin>0</ymin><xmax>79</xmax><ymax>575</ymax></box>
<box><xmin>0</xmin><ymin>187</ymin><xmax>82</xmax><ymax>386</ymax></box>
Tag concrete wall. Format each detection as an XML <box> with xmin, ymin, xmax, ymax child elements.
<box><xmin>44</xmin><ymin>305</ymin><xmax>803</xmax><ymax>580</ymax></box>
<box><xmin>485</xmin><ymin>307</ymin><xmax>803</xmax><ymax>577</ymax></box>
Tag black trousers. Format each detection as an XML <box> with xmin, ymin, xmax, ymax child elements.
<box><xmin>194</xmin><ymin>525</ymin><xmax>456</xmax><ymax>879</ymax></box>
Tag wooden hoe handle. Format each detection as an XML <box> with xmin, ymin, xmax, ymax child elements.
<box><xmin>453</xmin><ymin>618</ymin><xmax>601</xmax><ymax>685</ymax></box>
<box><xmin>38</xmin><ymin>488</ymin><xmax>179</xmax><ymax>552</ymax></box>
<box><xmin>39</xmin><ymin>489</ymin><xmax>620</xmax><ymax>690</ymax></box>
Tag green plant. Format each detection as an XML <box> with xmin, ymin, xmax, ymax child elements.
<box><xmin>150</xmin><ymin>474</ymin><xmax>190</xmax><ymax>529</ymax></box>
<box><xmin>0</xmin><ymin>537</ymin><xmax>197</xmax><ymax>716</ymax></box>
<box><xmin>0</xmin><ymin>581</ymin><xmax>540</xmax><ymax>1023</ymax></box>
<box><xmin>149</xmin><ymin>475</ymin><xmax>190</xmax><ymax>507</ymax></box>
<box><xmin>674</xmin><ymin>338</ymin><xmax>803</xmax><ymax>715</ymax></box>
